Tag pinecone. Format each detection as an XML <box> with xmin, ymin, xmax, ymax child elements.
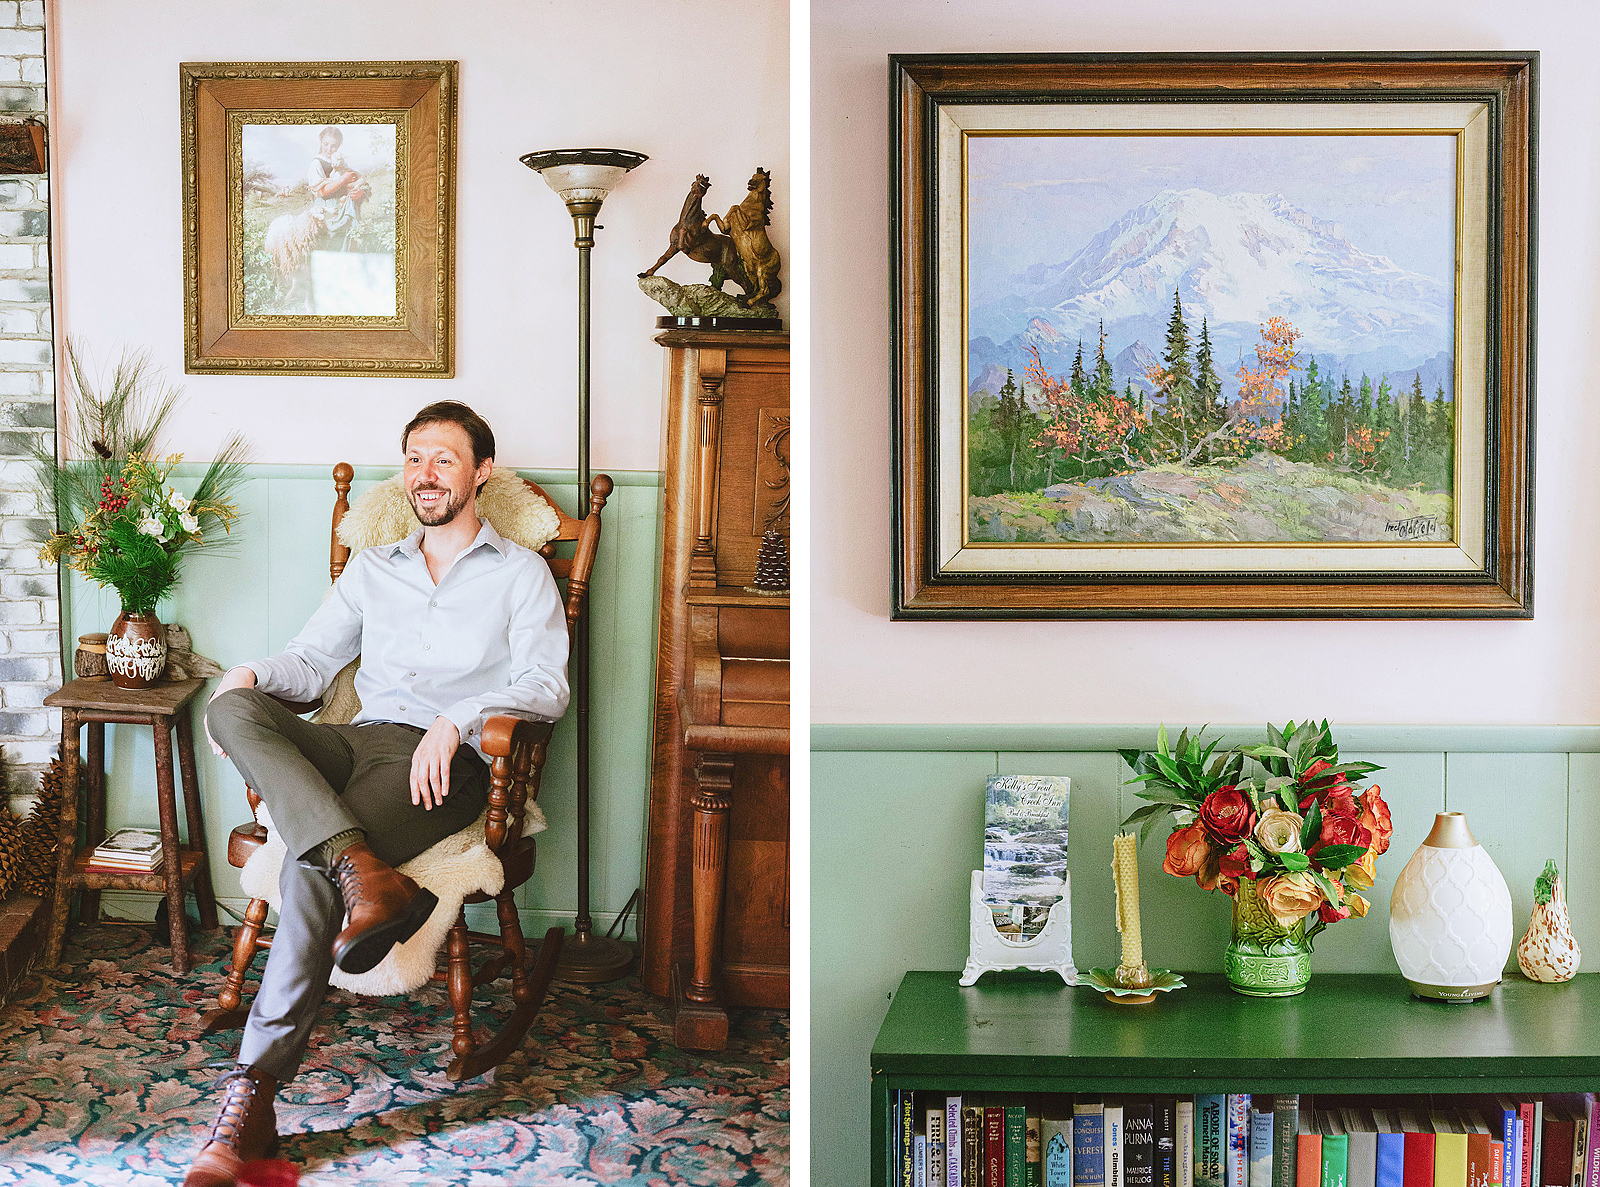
<box><xmin>17</xmin><ymin>756</ymin><xmax>77</xmax><ymax>899</ymax></box>
<box><xmin>0</xmin><ymin>806</ymin><xmax>21</xmax><ymax>900</ymax></box>
<box><xmin>746</xmin><ymin>527</ymin><xmax>789</xmax><ymax>595</ymax></box>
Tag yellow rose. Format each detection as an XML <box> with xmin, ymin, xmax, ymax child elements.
<box><xmin>1345</xmin><ymin>851</ymin><xmax>1377</xmax><ymax>890</ymax></box>
<box><xmin>1348</xmin><ymin>892</ymin><xmax>1370</xmax><ymax>918</ymax></box>
<box><xmin>1255</xmin><ymin>808</ymin><xmax>1305</xmax><ymax>855</ymax></box>
<box><xmin>1258</xmin><ymin>870</ymin><xmax>1325</xmax><ymax>927</ymax></box>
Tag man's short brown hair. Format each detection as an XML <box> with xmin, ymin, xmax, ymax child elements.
<box><xmin>402</xmin><ymin>402</ymin><xmax>496</xmax><ymax>492</ymax></box>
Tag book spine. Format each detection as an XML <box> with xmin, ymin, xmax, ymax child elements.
<box><xmin>1029</xmin><ymin>1106</ymin><xmax>1044</xmax><ymax>1187</ymax></box>
<box><xmin>1276</xmin><ymin>1097</ymin><xmax>1301</xmax><ymax>1187</ymax></box>
<box><xmin>1198</xmin><ymin>1097</ymin><xmax>1226</xmax><ymax>1187</ymax></box>
<box><xmin>1252</xmin><ymin>1110</ymin><xmax>1275</xmax><ymax>1187</ymax></box>
<box><xmin>1534</xmin><ymin>1106</ymin><xmax>1546</xmax><ymax>1187</ymax></box>
<box><xmin>1299</xmin><ymin>1135</ymin><xmax>1324</xmax><ymax>1187</ymax></box>
<box><xmin>1470</xmin><ymin>1135</ymin><xmax>1490</xmax><ymax>1187</ymax></box>
<box><xmin>1157</xmin><ymin>1100</ymin><xmax>1178</xmax><ymax>1187</ymax></box>
<box><xmin>1076</xmin><ymin>1107</ymin><xmax>1107</xmax><ymax>1187</ymax></box>
<box><xmin>1437</xmin><ymin>1134</ymin><xmax>1468</xmax><ymax>1187</ymax></box>
<box><xmin>901</xmin><ymin>1091</ymin><xmax>917</xmax><ymax>1187</ymax></box>
<box><xmin>967</xmin><ymin>1106</ymin><xmax>985</xmax><ymax>1187</ymax></box>
<box><xmin>1126</xmin><ymin>1105</ymin><xmax>1156</xmax><ymax>1187</ymax></box>
<box><xmin>918</xmin><ymin>1136</ymin><xmax>928</xmax><ymax>1187</ymax></box>
<box><xmin>1515</xmin><ymin>1119</ymin><xmax>1526</xmax><ymax>1187</ymax></box>
<box><xmin>1179</xmin><ymin>1101</ymin><xmax>1195</xmax><ymax>1187</ymax></box>
<box><xmin>1376</xmin><ymin>1134</ymin><xmax>1405</xmax><ymax>1187</ymax></box>
<box><xmin>987</xmin><ymin>1107</ymin><xmax>1006</xmax><ymax>1187</ymax></box>
<box><xmin>1495</xmin><ymin>1141</ymin><xmax>1505</xmax><ymax>1187</ymax></box>
<box><xmin>1227</xmin><ymin>1097</ymin><xmax>1253</xmax><ymax>1187</ymax></box>
<box><xmin>1046</xmin><ymin>1120</ymin><xmax>1075</xmax><ymax>1187</ymax></box>
<box><xmin>1407</xmin><ymin>1135</ymin><xmax>1439</xmax><ymax>1187</ymax></box>
<box><xmin>1586</xmin><ymin>1098</ymin><xmax>1600</xmax><ymax>1187</ymax></box>
<box><xmin>1545</xmin><ymin>1119</ymin><xmax>1576</xmax><ymax>1187</ymax></box>
<box><xmin>1324</xmin><ymin>1135</ymin><xmax>1349</xmax><ymax>1187</ymax></box>
<box><xmin>1109</xmin><ymin>1106</ymin><xmax>1126</xmax><ymax>1187</ymax></box>
<box><xmin>1574</xmin><ymin>1114</ymin><xmax>1588</xmax><ymax>1187</ymax></box>
<box><xmin>1497</xmin><ymin>1111</ymin><xmax>1518</xmax><ymax>1187</ymax></box>
<box><xmin>949</xmin><ymin>1098</ymin><xmax>964</xmax><ymax>1187</ymax></box>
<box><xmin>1009</xmin><ymin>1106</ymin><xmax>1029</xmax><ymax>1187</ymax></box>
<box><xmin>929</xmin><ymin>1108</ymin><xmax>947</xmax><ymax>1187</ymax></box>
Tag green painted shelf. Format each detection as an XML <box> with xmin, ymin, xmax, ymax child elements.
<box><xmin>871</xmin><ymin>970</ymin><xmax>1600</xmax><ymax>1187</ymax></box>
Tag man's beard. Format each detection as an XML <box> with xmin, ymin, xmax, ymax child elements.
<box><xmin>409</xmin><ymin>483</ymin><xmax>470</xmax><ymax>526</ymax></box>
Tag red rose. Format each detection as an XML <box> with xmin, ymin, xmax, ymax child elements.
<box><xmin>1318</xmin><ymin>899</ymin><xmax>1352</xmax><ymax>924</ymax></box>
<box><xmin>1359</xmin><ymin>786</ymin><xmax>1393</xmax><ymax>855</ymax></box>
<box><xmin>1218</xmin><ymin>842</ymin><xmax>1252</xmax><ymax>880</ymax></box>
<box><xmin>1299</xmin><ymin>758</ymin><xmax>1340</xmax><ymax>792</ymax></box>
<box><xmin>1312</xmin><ymin>813</ymin><xmax>1372</xmax><ymax>858</ymax></box>
<box><xmin>1163</xmin><ymin>823</ymin><xmax>1211</xmax><ymax>879</ymax></box>
<box><xmin>1320</xmin><ymin>787</ymin><xmax>1362</xmax><ymax>820</ymax></box>
<box><xmin>1199</xmin><ymin>786</ymin><xmax>1257</xmax><ymax>845</ymax></box>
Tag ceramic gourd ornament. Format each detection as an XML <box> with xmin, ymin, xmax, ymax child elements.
<box><xmin>1517</xmin><ymin>859</ymin><xmax>1580</xmax><ymax>982</ymax></box>
<box><xmin>1389</xmin><ymin>811</ymin><xmax>1513</xmax><ymax>1001</ymax></box>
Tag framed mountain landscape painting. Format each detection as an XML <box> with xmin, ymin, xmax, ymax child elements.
<box><xmin>890</xmin><ymin>53</ymin><xmax>1536</xmax><ymax>618</ymax></box>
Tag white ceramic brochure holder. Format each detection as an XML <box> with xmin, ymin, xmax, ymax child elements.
<box><xmin>959</xmin><ymin>869</ymin><xmax>1077</xmax><ymax>987</ymax></box>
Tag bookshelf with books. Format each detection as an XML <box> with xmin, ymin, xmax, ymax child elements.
<box><xmin>871</xmin><ymin>973</ymin><xmax>1600</xmax><ymax>1187</ymax></box>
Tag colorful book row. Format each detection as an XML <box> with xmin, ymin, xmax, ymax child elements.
<box><xmin>890</xmin><ymin>1093</ymin><xmax>1600</xmax><ymax>1187</ymax></box>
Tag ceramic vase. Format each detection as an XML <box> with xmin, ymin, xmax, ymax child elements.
<box><xmin>1388</xmin><ymin>811</ymin><xmax>1512</xmax><ymax>1001</ymax></box>
<box><xmin>105</xmin><ymin>610</ymin><xmax>167</xmax><ymax>690</ymax></box>
<box><xmin>1224</xmin><ymin>876</ymin><xmax>1312</xmax><ymax>996</ymax></box>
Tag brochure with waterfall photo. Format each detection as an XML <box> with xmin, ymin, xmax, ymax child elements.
<box><xmin>983</xmin><ymin>775</ymin><xmax>1070</xmax><ymax>932</ymax></box>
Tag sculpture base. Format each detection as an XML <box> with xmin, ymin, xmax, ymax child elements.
<box><xmin>657</xmin><ymin>316</ymin><xmax>783</xmax><ymax>331</ymax></box>
<box><xmin>1406</xmin><ymin>978</ymin><xmax>1499</xmax><ymax>1002</ymax></box>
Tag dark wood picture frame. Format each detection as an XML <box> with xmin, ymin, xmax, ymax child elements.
<box><xmin>180</xmin><ymin>61</ymin><xmax>457</xmax><ymax>377</ymax></box>
<box><xmin>890</xmin><ymin>53</ymin><xmax>1537</xmax><ymax>619</ymax></box>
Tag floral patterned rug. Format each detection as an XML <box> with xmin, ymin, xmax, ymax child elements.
<box><xmin>0</xmin><ymin>923</ymin><xmax>789</xmax><ymax>1185</ymax></box>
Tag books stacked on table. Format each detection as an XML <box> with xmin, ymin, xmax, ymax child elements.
<box><xmin>84</xmin><ymin>827</ymin><xmax>164</xmax><ymax>875</ymax></box>
<box><xmin>890</xmin><ymin>1092</ymin><xmax>1600</xmax><ymax>1187</ymax></box>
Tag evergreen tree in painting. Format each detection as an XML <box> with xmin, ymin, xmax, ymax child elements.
<box><xmin>1156</xmin><ymin>289</ymin><xmax>1196</xmax><ymax>455</ymax></box>
<box><xmin>1093</xmin><ymin>320</ymin><xmax>1115</xmax><ymax>400</ymax></box>
<box><xmin>1195</xmin><ymin>317</ymin><xmax>1224</xmax><ymax>432</ymax></box>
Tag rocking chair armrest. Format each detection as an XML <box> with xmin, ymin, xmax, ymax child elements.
<box><xmin>480</xmin><ymin>715</ymin><xmax>555</xmax><ymax>758</ymax></box>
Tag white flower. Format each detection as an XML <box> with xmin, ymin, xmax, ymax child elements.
<box><xmin>179</xmin><ymin>511</ymin><xmax>199</xmax><ymax>533</ymax></box>
<box><xmin>138</xmin><ymin>517</ymin><xmax>167</xmax><ymax>542</ymax></box>
<box><xmin>167</xmin><ymin>490</ymin><xmax>190</xmax><ymax>512</ymax></box>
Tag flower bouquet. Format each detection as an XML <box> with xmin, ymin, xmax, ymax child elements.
<box><xmin>1119</xmin><ymin>721</ymin><xmax>1393</xmax><ymax>996</ymax></box>
<box><xmin>34</xmin><ymin>344</ymin><xmax>248</xmax><ymax>688</ymax></box>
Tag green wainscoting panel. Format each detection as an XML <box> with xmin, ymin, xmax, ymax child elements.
<box><xmin>813</xmin><ymin>726</ymin><xmax>1600</xmax><ymax>1187</ymax></box>
<box><xmin>811</xmin><ymin>748</ymin><xmax>997</xmax><ymax>1187</ymax></box>
<box><xmin>60</xmin><ymin>464</ymin><xmax>663</xmax><ymax>940</ymax></box>
<box><xmin>1566</xmin><ymin>753</ymin><xmax>1600</xmax><ymax>966</ymax></box>
<box><xmin>1444</xmin><ymin>752</ymin><xmax>1569</xmax><ymax>969</ymax></box>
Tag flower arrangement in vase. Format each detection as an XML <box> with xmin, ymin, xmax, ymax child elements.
<box><xmin>32</xmin><ymin>343</ymin><xmax>248</xmax><ymax>689</ymax></box>
<box><xmin>1120</xmin><ymin>721</ymin><xmax>1393</xmax><ymax>996</ymax></box>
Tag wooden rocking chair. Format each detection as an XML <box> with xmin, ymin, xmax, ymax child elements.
<box><xmin>199</xmin><ymin>462</ymin><xmax>611</xmax><ymax>1082</ymax></box>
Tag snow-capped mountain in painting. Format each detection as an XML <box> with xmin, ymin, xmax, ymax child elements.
<box><xmin>968</xmin><ymin>188</ymin><xmax>1452</xmax><ymax>403</ymax></box>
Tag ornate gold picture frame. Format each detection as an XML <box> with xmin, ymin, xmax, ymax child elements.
<box><xmin>891</xmin><ymin>53</ymin><xmax>1537</xmax><ymax>620</ymax></box>
<box><xmin>180</xmin><ymin>61</ymin><xmax>456</xmax><ymax>377</ymax></box>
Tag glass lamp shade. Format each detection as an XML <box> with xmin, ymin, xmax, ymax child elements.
<box><xmin>1388</xmin><ymin>811</ymin><xmax>1513</xmax><ymax>1001</ymax></box>
<box><xmin>519</xmin><ymin>149</ymin><xmax>647</xmax><ymax>206</ymax></box>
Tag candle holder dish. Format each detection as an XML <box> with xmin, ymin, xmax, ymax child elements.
<box><xmin>1080</xmin><ymin>966</ymin><xmax>1186</xmax><ymax>1005</ymax></box>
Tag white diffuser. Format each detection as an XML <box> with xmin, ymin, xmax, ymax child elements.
<box><xmin>1389</xmin><ymin>812</ymin><xmax>1513</xmax><ymax>1001</ymax></box>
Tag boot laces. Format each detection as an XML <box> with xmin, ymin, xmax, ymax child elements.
<box><xmin>206</xmin><ymin>1066</ymin><xmax>260</xmax><ymax>1145</ymax></box>
<box><xmin>332</xmin><ymin>852</ymin><xmax>367</xmax><ymax>907</ymax></box>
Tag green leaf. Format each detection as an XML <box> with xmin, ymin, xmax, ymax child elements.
<box><xmin>1120</xmin><ymin>803</ymin><xmax>1169</xmax><ymax>828</ymax></box>
<box><xmin>1117</xmin><ymin>749</ymin><xmax>1144</xmax><ymax>771</ymax></box>
<box><xmin>1239</xmin><ymin>745</ymin><xmax>1293</xmax><ymax>761</ymax></box>
<box><xmin>1311</xmin><ymin>844</ymin><xmax>1365</xmax><ymax>870</ymax></box>
<box><xmin>1300</xmin><ymin>801</ymin><xmax>1323</xmax><ymax>851</ymax></box>
<box><xmin>1151</xmin><ymin>752</ymin><xmax>1183</xmax><ymax>786</ymax></box>
<box><xmin>1140</xmin><ymin>812</ymin><xmax>1163</xmax><ymax>848</ymax></box>
<box><xmin>1244</xmin><ymin>838</ymin><xmax>1268</xmax><ymax>864</ymax></box>
<box><xmin>1535</xmin><ymin>859</ymin><xmax>1561</xmax><ymax>906</ymax></box>
<box><xmin>1307</xmin><ymin>866</ymin><xmax>1341</xmax><ymax>904</ymax></box>
<box><xmin>1279</xmin><ymin>851</ymin><xmax>1311</xmax><ymax>872</ymax></box>
<box><xmin>1157</xmin><ymin>722</ymin><xmax>1170</xmax><ymax>756</ymax></box>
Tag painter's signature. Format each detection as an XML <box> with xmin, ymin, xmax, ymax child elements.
<box><xmin>1385</xmin><ymin>515</ymin><xmax>1441</xmax><ymax>541</ymax></box>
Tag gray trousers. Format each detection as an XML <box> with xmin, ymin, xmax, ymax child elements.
<box><xmin>205</xmin><ymin>688</ymin><xmax>489</xmax><ymax>1081</ymax></box>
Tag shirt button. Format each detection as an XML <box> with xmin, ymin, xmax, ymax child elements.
<box><xmin>424</xmin><ymin>644</ymin><xmax>431</xmax><ymax>650</ymax></box>
<box><xmin>430</xmin><ymin>600</ymin><xmax>437</xmax><ymax>607</ymax></box>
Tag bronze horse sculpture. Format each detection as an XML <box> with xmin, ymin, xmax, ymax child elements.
<box><xmin>708</xmin><ymin>167</ymin><xmax>782</xmax><ymax>308</ymax></box>
<box><xmin>639</xmin><ymin>174</ymin><xmax>752</xmax><ymax>298</ymax></box>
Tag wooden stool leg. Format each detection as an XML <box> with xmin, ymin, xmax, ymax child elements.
<box><xmin>174</xmin><ymin>709</ymin><xmax>219</xmax><ymax>930</ymax></box>
<box><xmin>201</xmin><ymin>896</ymin><xmax>269</xmax><ymax>1032</ymax></box>
<box><xmin>674</xmin><ymin>752</ymin><xmax>733</xmax><ymax>1051</ymax></box>
<box><xmin>44</xmin><ymin>708</ymin><xmax>80</xmax><ymax>967</ymax></box>
<box><xmin>151</xmin><ymin>723</ymin><xmax>189</xmax><ymax>973</ymax></box>
<box><xmin>81</xmin><ymin>721</ymin><xmax>105</xmax><ymax>927</ymax></box>
<box><xmin>447</xmin><ymin>911</ymin><xmax>475</xmax><ymax>1059</ymax></box>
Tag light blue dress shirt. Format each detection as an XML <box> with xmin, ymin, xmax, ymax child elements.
<box><xmin>245</xmin><ymin>517</ymin><xmax>570</xmax><ymax>761</ymax></box>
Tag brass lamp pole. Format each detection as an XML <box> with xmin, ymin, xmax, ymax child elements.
<box><xmin>520</xmin><ymin>147</ymin><xmax>647</xmax><ymax>983</ymax></box>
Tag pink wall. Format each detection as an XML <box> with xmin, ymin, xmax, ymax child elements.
<box><xmin>51</xmin><ymin>0</ymin><xmax>788</xmax><ymax>471</ymax></box>
<box><xmin>812</xmin><ymin>0</ymin><xmax>1600</xmax><ymax>726</ymax></box>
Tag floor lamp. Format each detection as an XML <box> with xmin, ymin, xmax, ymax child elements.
<box><xmin>520</xmin><ymin>148</ymin><xmax>647</xmax><ymax>983</ymax></box>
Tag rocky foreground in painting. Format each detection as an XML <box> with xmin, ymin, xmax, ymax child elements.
<box><xmin>967</xmin><ymin>452</ymin><xmax>1452</xmax><ymax>544</ymax></box>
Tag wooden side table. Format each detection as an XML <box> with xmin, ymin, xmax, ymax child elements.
<box><xmin>42</xmin><ymin>677</ymin><xmax>220</xmax><ymax>972</ymax></box>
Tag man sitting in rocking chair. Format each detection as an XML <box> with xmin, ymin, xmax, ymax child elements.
<box><xmin>187</xmin><ymin>401</ymin><xmax>569</xmax><ymax>1187</ymax></box>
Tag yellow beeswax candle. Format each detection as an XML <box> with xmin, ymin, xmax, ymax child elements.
<box><xmin>1112</xmin><ymin>831</ymin><xmax>1146</xmax><ymax>978</ymax></box>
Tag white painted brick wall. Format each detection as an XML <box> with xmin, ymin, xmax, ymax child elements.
<box><xmin>0</xmin><ymin>0</ymin><xmax>50</xmax><ymax>801</ymax></box>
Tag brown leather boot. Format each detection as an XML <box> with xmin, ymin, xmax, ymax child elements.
<box><xmin>329</xmin><ymin>840</ymin><xmax>439</xmax><ymax>974</ymax></box>
<box><xmin>183</xmin><ymin>1064</ymin><xmax>280</xmax><ymax>1187</ymax></box>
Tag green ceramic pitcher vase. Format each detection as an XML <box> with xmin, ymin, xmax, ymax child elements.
<box><xmin>1224</xmin><ymin>877</ymin><xmax>1312</xmax><ymax>996</ymax></box>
